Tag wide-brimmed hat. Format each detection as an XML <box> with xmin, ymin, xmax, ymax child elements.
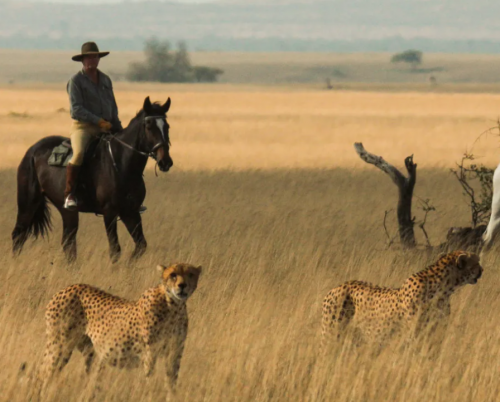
<box><xmin>72</xmin><ymin>42</ymin><xmax>109</xmax><ymax>62</ymax></box>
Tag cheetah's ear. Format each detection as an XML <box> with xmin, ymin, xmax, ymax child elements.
<box><xmin>196</xmin><ymin>265</ymin><xmax>202</xmax><ymax>275</ymax></box>
<box><xmin>157</xmin><ymin>264</ymin><xmax>167</xmax><ymax>273</ymax></box>
<box><xmin>456</xmin><ymin>253</ymin><xmax>469</xmax><ymax>270</ymax></box>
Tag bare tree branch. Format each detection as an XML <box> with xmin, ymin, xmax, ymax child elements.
<box><xmin>354</xmin><ymin>143</ymin><xmax>405</xmax><ymax>187</ymax></box>
<box><xmin>383</xmin><ymin>209</ymin><xmax>397</xmax><ymax>248</ymax></box>
<box><xmin>416</xmin><ymin>197</ymin><xmax>435</xmax><ymax>248</ymax></box>
<box><xmin>354</xmin><ymin>142</ymin><xmax>417</xmax><ymax>249</ymax></box>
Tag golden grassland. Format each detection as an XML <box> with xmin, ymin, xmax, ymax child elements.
<box><xmin>2</xmin><ymin>83</ymin><xmax>500</xmax><ymax>171</ymax></box>
<box><xmin>1</xmin><ymin>169</ymin><xmax>500</xmax><ymax>402</ymax></box>
<box><xmin>1</xmin><ymin>84</ymin><xmax>500</xmax><ymax>401</ymax></box>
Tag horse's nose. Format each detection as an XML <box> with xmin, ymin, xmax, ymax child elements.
<box><xmin>159</xmin><ymin>159</ymin><xmax>173</xmax><ymax>172</ymax></box>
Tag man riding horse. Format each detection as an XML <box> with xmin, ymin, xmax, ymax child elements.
<box><xmin>66</xmin><ymin>42</ymin><xmax>144</xmax><ymax>212</ymax></box>
<box><xmin>12</xmin><ymin>41</ymin><xmax>173</xmax><ymax>262</ymax></box>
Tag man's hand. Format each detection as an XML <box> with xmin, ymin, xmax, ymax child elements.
<box><xmin>98</xmin><ymin>118</ymin><xmax>113</xmax><ymax>132</ymax></box>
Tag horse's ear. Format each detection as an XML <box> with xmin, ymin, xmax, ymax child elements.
<box><xmin>143</xmin><ymin>96</ymin><xmax>152</xmax><ymax>114</ymax></box>
<box><xmin>161</xmin><ymin>98</ymin><xmax>171</xmax><ymax>114</ymax></box>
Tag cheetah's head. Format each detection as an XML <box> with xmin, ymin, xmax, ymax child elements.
<box><xmin>444</xmin><ymin>251</ymin><xmax>483</xmax><ymax>285</ymax></box>
<box><xmin>158</xmin><ymin>263</ymin><xmax>202</xmax><ymax>302</ymax></box>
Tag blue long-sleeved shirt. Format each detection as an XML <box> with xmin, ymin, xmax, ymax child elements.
<box><xmin>67</xmin><ymin>69</ymin><xmax>122</xmax><ymax>131</ymax></box>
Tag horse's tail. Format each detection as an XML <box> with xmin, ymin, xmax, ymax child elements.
<box><xmin>12</xmin><ymin>151</ymin><xmax>52</xmax><ymax>254</ymax></box>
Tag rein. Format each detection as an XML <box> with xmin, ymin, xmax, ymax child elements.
<box><xmin>104</xmin><ymin>115</ymin><xmax>168</xmax><ymax>174</ymax></box>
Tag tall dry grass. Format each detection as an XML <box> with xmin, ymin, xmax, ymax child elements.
<box><xmin>1</xmin><ymin>85</ymin><xmax>500</xmax><ymax>401</ymax></box>
<box><xmin>0</xmin><ymin>167</ymin><xmax>499</xmax><ymax>402</ymax></box>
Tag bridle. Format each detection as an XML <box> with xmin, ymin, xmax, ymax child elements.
<box><xmin>105</xmin><ymin>115</ymin><xmax>170</xmax><ymax>172</ymax></box>
<box><xmin>143</xmin><ymin>115</ymin><xmax>170</xmax><ymax>156</ymax></box>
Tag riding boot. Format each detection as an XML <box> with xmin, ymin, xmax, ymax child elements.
<box><xmin>64</xmin><ymin>163</ymin><xmax>81</xmax><ymax>210</ymax></box>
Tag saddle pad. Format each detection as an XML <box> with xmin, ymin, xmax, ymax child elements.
<box><xmin>48</xmin><ymin>143</ymin><xmax>73</xmax><ymax>167</ymax></box>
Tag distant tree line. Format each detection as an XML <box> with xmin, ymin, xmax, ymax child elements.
<box><xmin>127</xmin><ymin>39</ymin><xmax>223</xmax><ymax>83</ymax></box>
<box><xmin>390</xmin><ymin>50</ymin><xmax>423</xmax><ymax>69</ymax></box>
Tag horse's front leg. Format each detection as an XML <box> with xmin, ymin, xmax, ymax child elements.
<box><xmin>120</xmin><ymin>211</ymin><xmax>147</xmax><ymax>260</ymax></box>
<box><xmin>60</xmin><ymin>209</ymin><xmax>79</xmax><ymax>263</ymax></box>
<box><xmin>103</xmin><ymin>213</ymin><xmax>121</xmax><ymax>263</ymax></box>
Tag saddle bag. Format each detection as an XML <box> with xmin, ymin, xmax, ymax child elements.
<box><xmin>48</xmin><ymin>142</ymin><xmax>73</xmax><ymax>167</ymax></box>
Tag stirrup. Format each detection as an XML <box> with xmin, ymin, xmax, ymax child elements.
<box><xmin>64</xmin><ymin>195</ymin><xmax>78</xmax><ymax>211</ymax></box>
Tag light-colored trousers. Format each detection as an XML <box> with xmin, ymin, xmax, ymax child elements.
<box><xmin>69</xmin><ymin>121</ymin><xmax>101</xmax><ymax>166</ymax></box>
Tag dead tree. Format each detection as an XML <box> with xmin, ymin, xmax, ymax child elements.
<box><xmin>354</xmin><ymin>142</ymin><xmax>417</xmax><ymax>249</ymax></box>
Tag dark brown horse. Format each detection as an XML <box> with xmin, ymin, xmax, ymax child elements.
<box><xmin>12</xmin><ymin>96</ymin><xmax>173</xmax><ymax>262</ymax></box>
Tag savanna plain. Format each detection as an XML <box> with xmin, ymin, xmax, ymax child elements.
<box><xmin>1</xmin><ymin>80</ymin><xmax>500</xmax><ymax>401</ymax></box>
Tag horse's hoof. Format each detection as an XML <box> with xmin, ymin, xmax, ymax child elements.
<box><xmin>130</xmin><ymin>245</ymin><xmax>147</xmax><ymax>261</ymax></box>
<box><xmin>130</xmin><ymin>254</ymin><xmax>143</xmax><ymax>261</ymax></box>
<box><xmin>110</xmin><ymin>251</ymin><xmax>121</xmax><ymax>264</ymax></box>
<box><xmin>65</xmin><ymin>254</ymin><xmax>77</xmax><ymax>264</ymax></box>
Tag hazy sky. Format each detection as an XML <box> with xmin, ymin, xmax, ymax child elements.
<box><xmin>25</xmin><ymin>0</ymin><xmax>216</xmax><ymax>2</ymax></box>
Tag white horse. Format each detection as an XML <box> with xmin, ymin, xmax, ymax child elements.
<box><xmin>482</xmin><ymin>162</ymin><xmax>500</xmax><ymax>250</ymax></box>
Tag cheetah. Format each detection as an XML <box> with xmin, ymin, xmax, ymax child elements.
<box><xmin>321</xmin><ymin>251</ymin><xmax>482</xmax><ymax>345</ymax></box>
<box><xmin>41</xmin><ymin>263</ymin><xmax>201</xmax><ymax>391</ymax></box>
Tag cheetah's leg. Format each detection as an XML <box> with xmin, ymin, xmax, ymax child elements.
<box><xmin>77</xmin><ymin>335</ymin><xmax>95</xmax><ymax>374</ymax></box>
<box><xmin>166</xmin><ymin>340</ymin><xmax>185</xmax><ymax>388</ymax></box>
<box><xmin>40</xmin><ymin>335</ymin><xmax>76</xmax><ymax>397</ymax></box>
<box><xmin>161</xmin><ymin>335</ymin><xmax>186</xmax><ymax>401</ymax></box>
<box><xmin>321</xmin><ymin>287</ymin><xmax>353</xmax><ymax>352</ymax></box>
<box><xmin>416</xmin><ymin>302</ymin><xmax>450</xmax><ymax>357</ymax></box>
<box><xmin>42</xmin><ymin>330</ymin><xmax>78</xmax><ymax>376</ymax></box>
<box><xmin>78</xmin><ymin>359</ymin><xmax>106</xmax><ymax>402</ymax></box>
<box><xmin>142</xmin><ymin>343</ymin><xmax>158</xmax><ymax>377</ymax></box>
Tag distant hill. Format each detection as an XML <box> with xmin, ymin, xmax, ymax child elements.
<box><xmin>1</xmin><ymin>1</ymin><xmax>500</xmax><ymax>52</ymax></box>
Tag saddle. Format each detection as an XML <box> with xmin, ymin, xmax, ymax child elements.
<box><xmin>48</xmin><ymin>137</ymin><xmax>103</xmax><ymax>167</ymax></box>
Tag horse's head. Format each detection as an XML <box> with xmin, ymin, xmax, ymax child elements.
<box><xmin>143</xmin><ymin>96</ymin><xmax>173</xmax><ymax>172</ymax></box>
